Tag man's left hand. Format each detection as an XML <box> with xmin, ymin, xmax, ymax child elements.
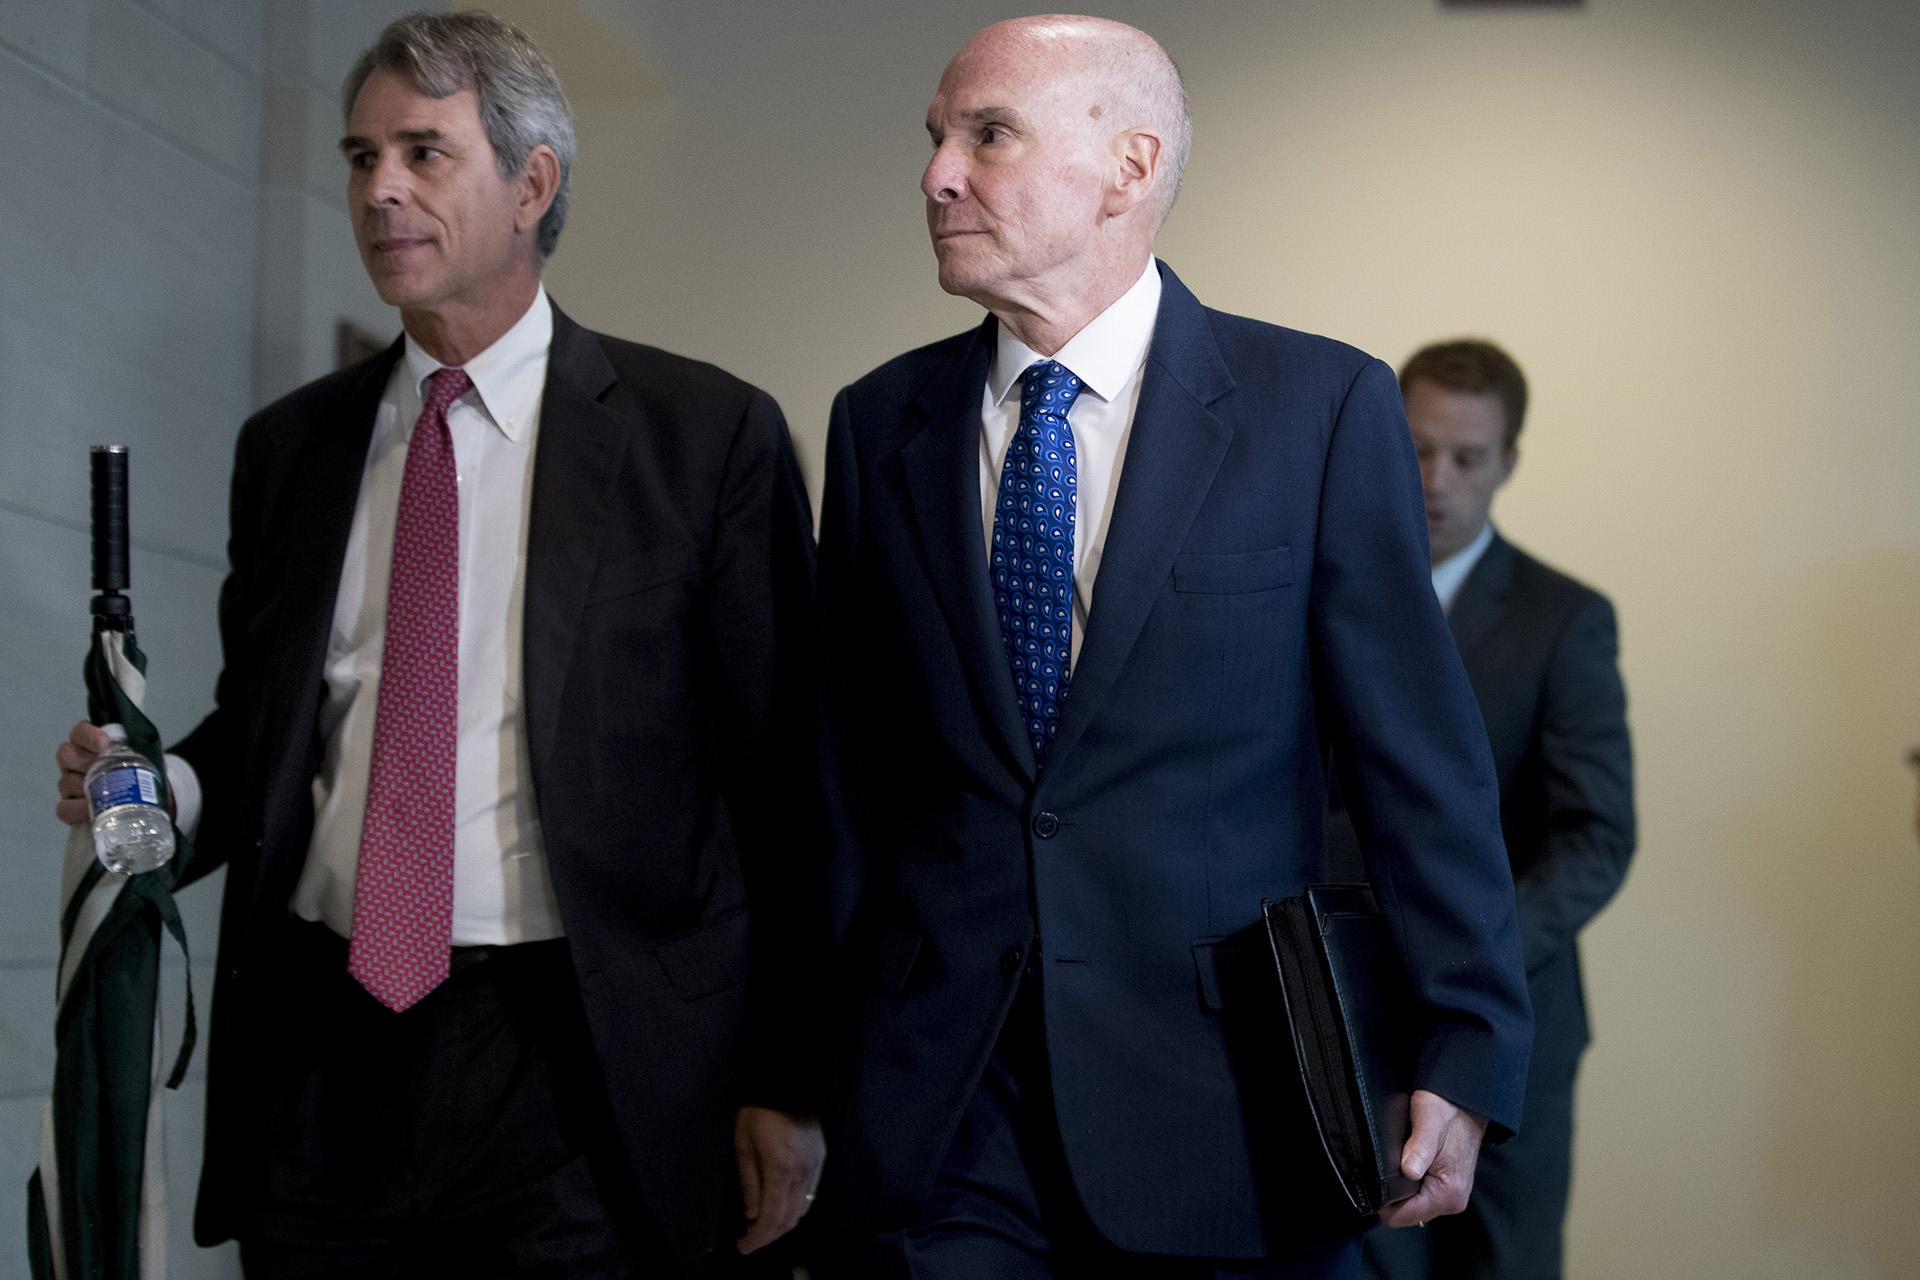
<box><xmin>1376</xmin><ymin>1089</ymin><xmax>1488</xmax><ymax>1229</ymax></box>
<box><xmin>734</xmin><ymin>1105</ymin><xmax>825</xmax><ymax>1254</ymax></box>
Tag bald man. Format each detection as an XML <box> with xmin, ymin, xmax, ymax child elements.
<box><xmin>818</xmin><ymin>15</ymin><xmax>1532</xmax><ymax>1278</ymax></box>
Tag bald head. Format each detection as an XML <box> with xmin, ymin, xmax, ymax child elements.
<box><xmin>921</xmin><ymin>14</ymin><xmax>1190</xmax><ymax>349</ymax></box>
<box><xmin>951</xmin><ymin>15</ymin><xmax>1191</xmax><ymax>222</ymax></box>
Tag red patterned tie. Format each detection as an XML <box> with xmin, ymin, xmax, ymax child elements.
<box><xmin>348</xmin><ymin>365</ymin><xmax>469</xmax><ymax>1011</ymax></box>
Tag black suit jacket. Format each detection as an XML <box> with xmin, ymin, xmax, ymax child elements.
<box><xmin>819</xmin><ymin>265</ymin><xmax>1532</xmax><ymax>1259</ymax></box>
<box><xmin>172</xmin><ymin>304</ymin><xmax>824</xmax><ymax>1259</ymax></box>
<box><xmin>1331</xmin><ymin>532</ymin><xmax>1633</xmax><ymax>1084</ymax></box>
<box><xmin>1445</xmin><ymin>534</ymin><xmax>1634</xmax><ymax>1081</ymax></box>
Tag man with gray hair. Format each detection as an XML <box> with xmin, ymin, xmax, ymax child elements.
<box><xmin>819</xmin><ymin>15</ymin><xmax>1531</xmax><ymax>1276</ymax></box>
<box><xmin>54</xmin><ymin>10</ymin><xmax>824</xmax><ymax>1273</ymax></box>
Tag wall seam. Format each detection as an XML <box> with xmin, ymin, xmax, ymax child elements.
<box><xmin>0</xmin><ymin>498</ymin><xmax>227</xmax><ymax>574</ymax></box>
<box><xmin>0</xmin><ymin>38</ymin><xmax>259</xmax><ymax>192</ymax></box>
<box><xmin>119</xmin><ymin>0</ymin><xmax>265</xmax><ymax>82</ymax></box>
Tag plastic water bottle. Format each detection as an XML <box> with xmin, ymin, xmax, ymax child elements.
<box><xmin>85</xmin><ymin>725</ymin><xmax>175</xmax><ymax>875</ymax></box>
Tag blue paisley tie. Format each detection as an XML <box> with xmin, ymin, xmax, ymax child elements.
<box><xmin>991</xmin><ymin>360</ymin><xmax>1084</xmax><ymax>761</ymax></box>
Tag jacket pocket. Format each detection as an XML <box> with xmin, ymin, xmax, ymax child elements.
<box><xmin>1171</xmin><ymin>546</ymin><xmax>1292</xmax><ymax>594</ymax></box>
<box><xmin>652</xmin><ymin>906</ymin><xmax>750</xmax><ymax>1000</ymax></box>
<box><xmin>1192</xmin><ymin>937</ymin><xmax>1230</xmax><ymax>1011</ymax></box>
<box><xmin>587</xmin><ymin>544</ymin><xmax>700</xmax><ymax>606</ymax></box>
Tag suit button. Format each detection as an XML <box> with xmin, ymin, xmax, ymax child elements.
<box><xmin>1001</xmin><ymin>945</ymin><xmax>1025</xmax><ymax>975</ymax></box>
<box><xmin>1031</xmin><ymin>811</ymin><xmax>1060</xmax><ymax>839</ymax></box>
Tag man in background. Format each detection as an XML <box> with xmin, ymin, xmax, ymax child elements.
<box><xmin>54</xmin><ymin>12</ymin><xmax>823</xmax><ymax>1274</ymax></box>
<box><xmin>1338</xmin><ymin>339</ymin><xmax>1636</xmax><ymax>1280</ymax></box>
<box><xmin>819</xmin><ymin>16</ymin><xmax>1532</xmax><ymax>1276</ymax></box>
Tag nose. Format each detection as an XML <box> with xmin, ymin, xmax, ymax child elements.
<box><xmin>922</xmin><ymin>143</ymin><xmax>964</xmax><ymax>204</ymax></box>
<box><xmin>359</xmin><ymin>151</ymin><xmax>407</xmax><ymax>209</ymax></box>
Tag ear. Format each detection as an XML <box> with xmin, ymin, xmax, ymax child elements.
<box><xmin>515</xmin><ymin>144</ymin><xmax>561</xmax><ymax>236</ymax></box>
<box><xmin>1496</xmin><ymin>445</ymin><xmax>1519</xmax><ymax>488</ymax></box>
<box><xmin>1103</xmin><ymin>127</ymin><xmax>1163</xmax><ymax>218</ymax></box>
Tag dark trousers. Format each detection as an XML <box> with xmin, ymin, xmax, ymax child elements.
<box><xmin>1359</xmin><ymin>1063</ymin><xmax>1576</xmax><ymax>1280</ymax></box>
<box><xmin>237</xmin><ymin>922</ymin><xmax>689</xmax><ymax>1279</ymax></box>
<box><xmin>871</xmin><ymin>985</ymin><xmax>1360</xmax><ymax>1280</ymax></box>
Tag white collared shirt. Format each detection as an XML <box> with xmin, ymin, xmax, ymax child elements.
<box><xmin>979</xmin><ymin>258</ymin><xmax>1162</xmax><ymax>669</ymax></box>
<box><xmin>1431</xmin><ymin>521</ymin><xmax>1496</xmax><ymax>615</ymax></box>
<box><xmin>288</xmin><ymin>287</ymin><xmax>562</xmax><ymax>944</ymax></box>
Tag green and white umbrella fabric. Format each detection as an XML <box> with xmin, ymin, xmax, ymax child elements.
<box><xmin>28</xmin><ymin>629</ymin><xmax>198</xmax><ymax>1280</ymax></box>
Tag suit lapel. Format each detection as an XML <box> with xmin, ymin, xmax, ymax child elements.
<box><xmin>1446</xmin><ymin>532</ymin><xmax>1515</xmax><ymax>659</ymax></box>
<box><xmin>521</xmin><ymin>304</ymin><xmax>625</xmax><ymax>781</ymax></box>
<box><xmin>1046</xmin><ymin>267</ymin><xmax>1235</xmax><ymax>771</ymax></box>
<box><xmin>899</xmin><ymin>320</ymin><xmax>1040</xmax><ymax>781</ymax></box>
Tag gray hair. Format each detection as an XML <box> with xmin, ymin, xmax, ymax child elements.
<box><xmin>1146</xmin><ymin>57</ymin><xmax>1192</xmax><ymax>223</ymax></box>
<box><xmin>1092</xmin><ymin>32</ymin><xmax>1190</xmax><ymax>223</ymax></box>
<box><xmin>1047</xmin><ymin>15</ymin><xmax>1192</xmax><ymax>224</ymax></box>
<box><xmin>343</xmin><ymin>10</ymin><xmax>576</xmax><ymax>261</ymax></box>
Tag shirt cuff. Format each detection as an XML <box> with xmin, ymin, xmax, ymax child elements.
<box><xmin>164</xmin><ymin>753</ymin><xmax>202</xmax><ymax>839</ymax></box>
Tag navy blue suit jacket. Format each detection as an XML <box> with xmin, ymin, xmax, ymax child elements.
<box><xmin>819</xmin><ymin>264</ymin><xmax>1531</xmax><ymax>1258</ymax></box>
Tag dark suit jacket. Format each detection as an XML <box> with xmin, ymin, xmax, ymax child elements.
<box><xmin>818</xmin><ymin>264</ymin><xmax>1533</xmax><ymax>1259</ymax></box>
<box><xmin>171</xmin><ymin>304</ymin><xmax>824</xmax><ymax>1260</ymax></box>
<box><xmin>1332</xmin><ymin>533</ymin><xmax>1633</xmax><ymax>1086</ymax></box>
<box><xmin>1444</xmin><ymin>535</ymin><xmax>1633</xmax><ymax>1083</ymax></box>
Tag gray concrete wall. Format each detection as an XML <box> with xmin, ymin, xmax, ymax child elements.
<box><xmin>0</xmin><ymin>3</ymin><xmax>415</xmax><ymax>1276</ymax></box>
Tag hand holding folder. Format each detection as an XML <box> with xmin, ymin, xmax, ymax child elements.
<box><xmin>1254</xmin><ymin>884</ymin><xmax>1489</xmax><ymax>1226</ymax></box>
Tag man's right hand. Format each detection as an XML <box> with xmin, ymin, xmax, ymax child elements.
<box><xmin>54</xmin><ymin>721</ymin><xmax>112</xmax><ymax>826</ymax></box>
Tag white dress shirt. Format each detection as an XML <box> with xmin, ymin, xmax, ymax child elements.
<box><xmin>163</xmin><ymin>289</ymin><xmax>566</xmax><ymax>944</ymax></box>
<box><xmin>1430</xmin><ymin>521</ymin><xmax>1496</xmax><ymax>615</ymax></box>
<box><xmin>979</xmin><ymin>258</ymin><xmax>1162</xmax><ymax>669</ymax></box>
<box><xmin>172</xmin><ymin>294</ymin><xmax>564</xmax><ymax>942</ymax></box>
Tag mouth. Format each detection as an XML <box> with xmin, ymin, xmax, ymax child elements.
<box><xmin>370</xmin><ymin>235</ymin><xmax>431</xmax><ymax>256</ymax></box>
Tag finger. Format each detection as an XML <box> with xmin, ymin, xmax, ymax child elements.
<box><xmin>761</xmin><ymin>1174</ymin><xmax>800</xmax><ymax>1245</ymax></box>
<box><xmin>1400</xmin><ymin>1107</ymin><xmax>1443</xmax><ymax>1182</ymax></box>
<box><xmin>738</xmin><ymin>1214</ymin><xmax>781</xmax><ymax>1255</ymax></box>
<box><xmin>766</xmin><ymin>1140</ymin><xmax>814</xmax><ymax>1227</ymax></box>
<box><xmin>1377</xmin><ymin>1184</ymin><xmax>1441</xmax><ymax>1229</ymax></box>
<box><xmin>1383</xmin><ymin>1150</ymin><xmax>1473</xmax><ymax>1225</ymax></box>
<box><xmin>69</xmin><ymin>721</ymin><xmax>111</xmax><ymax>754</ymax></box>
<box><xmin>734</xmin><ymin>1126</ymin><xmax>762</xmax><ymax>1227</ymax></box>
<box><xmin>737</xmin><ymin>1173</ymin><xmax>791</xmax><ymax>1256</ymax></box>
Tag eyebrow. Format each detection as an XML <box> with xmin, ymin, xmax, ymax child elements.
<box><xmin>926</xmin><ymin>106</ymin><xmax>1030</xmax><ymax>136</ymax></box>
<box><xmin>338</xmin><ymin>127</ymin><xmax>449</xmax><ymax>154</ymax></box>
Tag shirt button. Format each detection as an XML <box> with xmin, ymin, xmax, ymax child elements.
<box><xmin>1032</xmin><ymin>811</ymin><xmax>1060</xmax><ymax>839</ymax></box>
<box><xmin>1001</xmin><ymin>945</ymin><xmax>1025</xmax><ymax>975</ymax></box>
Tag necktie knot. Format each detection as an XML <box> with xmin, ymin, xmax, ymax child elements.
<box><xmin>423</xmin><ymin>367</ymin><xmax>472</xmax><ymax>418</ymax></box>
<box><xmin>1019</xmin><ymin>360</ymin><xmax>1083</xmax><ymax>419</ymax></box>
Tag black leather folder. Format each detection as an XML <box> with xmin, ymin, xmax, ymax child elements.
<box><xmin>1259</xmin><ymin>884</ymin><xmax>1420</xmax><ymax>1216</ymax></box>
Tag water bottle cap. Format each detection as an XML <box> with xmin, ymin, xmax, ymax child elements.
<box><xmin>100</xmin><ymin>723</ymin><xmax>128</xmax><ymax>745</ymax></box>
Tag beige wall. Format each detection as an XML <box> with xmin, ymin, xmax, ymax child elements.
<box><xmin>539</xmin><ymin>0</ymin><xmax>1919</xmax><ymax>1275</ymax></box>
